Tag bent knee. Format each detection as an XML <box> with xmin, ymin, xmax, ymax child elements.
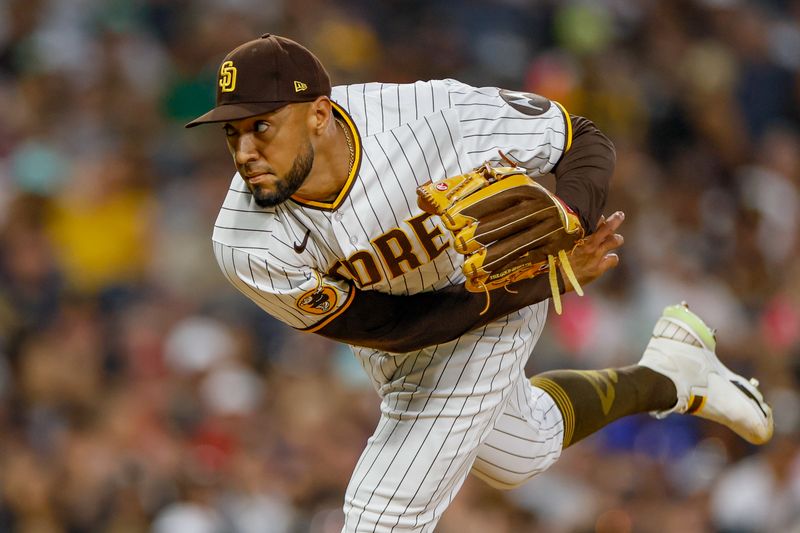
<box><xmin>471</xmin><ymin>466</ymin><xmax>534</xmax><ymax>490</ymax></box>
<box><xmin>470</xmin><ymin>446</ymin><xmax>561</xmax><ymax>490</ymax></box>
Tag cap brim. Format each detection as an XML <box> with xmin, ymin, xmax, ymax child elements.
<box><xmin>184</xmin><ymin>101</ymin><xmax>288</xmax><ymax>128</ymax></box>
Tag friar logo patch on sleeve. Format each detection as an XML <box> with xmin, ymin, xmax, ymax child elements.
<box><xmin>499</xmin><ymin>89</ymin><xmax>551</xmax><ymax>116</ymax></box>
<box><xmin>296</xmin><ymin>286</ymin><xmax>338</xmax><ymax>315</ymax></box>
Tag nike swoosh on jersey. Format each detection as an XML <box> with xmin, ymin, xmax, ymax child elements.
<box><xmin>293</xmin><ymin>229</ymin><xmax>311</xmax><ymax>253</ymax></box>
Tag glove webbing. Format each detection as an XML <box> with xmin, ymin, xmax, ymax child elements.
<box><xmin>477</xmin><ymin>249</ymin><xmax>584</xmax><ymax>316</ymax></box>
<box><xmin>548</xmin><ymin>250</ymin><xmax>583</xmax><ymax>315</ymax></box>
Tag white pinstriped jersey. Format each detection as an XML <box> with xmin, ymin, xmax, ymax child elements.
<box><xmin>212</xmin><ymin>79</ymin><xmax>570</xmax><ymax>334</ymax></box>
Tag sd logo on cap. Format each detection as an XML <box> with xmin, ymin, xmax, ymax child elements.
<box><xmin>186</xmin><ymin>34</ymin><xmax>331</xmax><ymax>128</ymax></box>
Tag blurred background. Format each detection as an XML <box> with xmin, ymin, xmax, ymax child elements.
<box><xmin>0</xmin><ymin>0</ymin><xmax>798</xmax><ymax>531</ymax></box>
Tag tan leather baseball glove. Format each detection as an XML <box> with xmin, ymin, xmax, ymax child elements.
<box><xmin>416</xmin><ymin>160</ymin><xmax>585</xmax><ymax>314</ymax></box>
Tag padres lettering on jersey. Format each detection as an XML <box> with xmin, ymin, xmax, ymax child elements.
<box><xmin>325</xmin><ymin>212</ymin><xmax>449</xmax><ymax>287</ymax></box>
<box><xmin>212</xmin><ymin>79</ymin><xmax>570</xmax><ymax>331</ymax></box>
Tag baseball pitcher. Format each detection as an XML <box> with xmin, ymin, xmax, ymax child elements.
<box><xmin>187</xmin><ymin>34</ymin><xmax>773</xmax><ymax>532</ymax></box>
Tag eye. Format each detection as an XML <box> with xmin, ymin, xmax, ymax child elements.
<box><xmin>223</xmin><ymin>124</ymin><xmax>237</xmax><ymax>137</ymax></box>
<box><xmin>254</xmin><ymin>121</ymin><xmax>269</xmax><ymax>134</ymax></box>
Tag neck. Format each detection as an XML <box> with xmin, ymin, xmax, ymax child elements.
<box><xmin>292</xmin><ymin>114</ymin><xmax>353</xmax><ymax>203</ymax></box>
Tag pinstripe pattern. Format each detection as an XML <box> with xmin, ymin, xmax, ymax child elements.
<box><xmin>344</xmin><ymin>306</ymin><xmax>550</xmax><ymax>531</ymax></box>
<box><xmin>210</xmin><ymin>79</ymin><xmax>570</xmax><ymax>531</ymax></box>
<box><xmin>471</xmin><ymin>381</ymin><xmax>564</xmax><ymax>490</ymax></box>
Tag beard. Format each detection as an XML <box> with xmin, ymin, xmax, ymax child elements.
<box><xmin>250</xmin><ymin>141</ymin><xmax>315</xmax><ymax>208</ymax></box>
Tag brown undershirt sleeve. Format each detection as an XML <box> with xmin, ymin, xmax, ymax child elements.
<box><xmin>314</xmin><ymin>274</ymin><xmax>566</xmax><ymax>353</ymax></box>
<box><xmin>553</xmin><ymin>115</ymin><xmax>616</xmax><ymax>234</ymax></box>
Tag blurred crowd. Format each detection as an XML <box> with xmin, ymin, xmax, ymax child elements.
<box><xmin>0</xmin><ymin>0</ymin><xmax>799</xmax><ymax>532</ymax></box>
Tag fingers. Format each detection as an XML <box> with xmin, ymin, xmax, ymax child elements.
<box><xmin>595</xmin><ymin>211</ymin><xmax>625</xmax><ymax>235</ymax></box>
<box><xmin>584</xmin><ymin>211</ymin><xmax>625</xmax><ymax>253</ymax></box>
<box><xmin>601</xmin><ymin>232</ymin><xmax>624</xmax><ymax>253</ymax></box>
<box><xmin>597</xmin><ymin>252</ymin><xmax>620</xmax><ymax>274</ymax></box>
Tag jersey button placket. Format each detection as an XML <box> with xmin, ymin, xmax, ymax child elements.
<box><xmin>331</xmin><ymin>209</ymin><xmax>358</xmax><ymax>250</ymax></box>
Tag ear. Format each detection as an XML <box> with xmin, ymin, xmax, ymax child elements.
<box><xmin>307</xmin><ymin>96</ymin><xmax>333</xmax><ymax>136</ymax></box>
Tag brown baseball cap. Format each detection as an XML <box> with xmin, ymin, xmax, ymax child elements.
<box><xmin>185</xmin><ymin>34</ymin><xmax>331</xmax><ymax>128</ymax></box>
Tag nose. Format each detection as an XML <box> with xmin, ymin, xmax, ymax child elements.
<box><xmin>234</xmin><ymin>133</ymin><xmax>260</xmax><ymax>166</ymax></box>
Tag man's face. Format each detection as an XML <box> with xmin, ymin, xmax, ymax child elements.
<box><xmin>223</xmin><ymin>104</ymin><xmax>314</xmax><ymax>208</ymax></box>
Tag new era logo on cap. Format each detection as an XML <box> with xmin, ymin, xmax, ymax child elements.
<box><xmin>185</xmin><ymin>34</ymin><xmax>332</xmax><ymax>128</ymax></box>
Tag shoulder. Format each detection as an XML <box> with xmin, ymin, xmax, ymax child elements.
<box><xmin>442</xmin><ymin>80</ymin><xmax>566</xmax><ymax>121</ymax></box>
<box><xmin>330</xmin><ymin>80</ymin><xmax>456</xmax><ymax>136</ymax></box>
<box><xmin>331</xmin><ymin>80</ymin><xmax>452</xmax><ymax>105</ymax></box>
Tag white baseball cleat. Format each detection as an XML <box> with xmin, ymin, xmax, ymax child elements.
<box><xmin>638</xmin><ymin>302</ymin><xmax>773</xmax><ymax>445</ymax></box>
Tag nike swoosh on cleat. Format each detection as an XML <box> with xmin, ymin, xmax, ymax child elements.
<box><xmin>730</xmin><ymin>380</ymin><xmax>769</xmax><ymax>418</ymax></box>
<box><xmin>293</xmin><ymin>229</ymin><xmax>311</xmax><ymax>253</ymax></box>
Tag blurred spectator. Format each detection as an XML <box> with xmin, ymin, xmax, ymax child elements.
<box><xmin>710</xmin><ymin>434</ymin><xmax>800</xmax><ymax>532</ymax></box>
<box><xmin>0</xmin><ymin>0</ymin><xmax>798</xmax><ymax>530</ymax></box>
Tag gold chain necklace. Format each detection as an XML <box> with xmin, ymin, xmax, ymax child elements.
<box><xmin>335</xmin><ymin>117</ymin><xmax>355</xmax><ymax>175</ymax></box>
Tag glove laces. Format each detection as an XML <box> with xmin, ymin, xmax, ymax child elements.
<box><xmin>476</xmin><ymin>249</ymin><xmax>583</xmax><ymax>317</ymax></box>
<box><xmin>548</xmin><ymin>250</ymin><xmax>583</xmax><ymax>314</ymax></box>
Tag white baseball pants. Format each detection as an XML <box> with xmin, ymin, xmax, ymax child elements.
<box><xmin>343</xmin><ymin>305</ymin><xmax>564</xmax><ymax>532</ymax></box>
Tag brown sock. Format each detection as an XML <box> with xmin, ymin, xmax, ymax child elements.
<box><xmin>530</xmin><ymin>365</ymin><xmax>678</xmax><ymax>448</ymax></box>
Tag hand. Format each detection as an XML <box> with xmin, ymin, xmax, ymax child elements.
<box><xmin>562</xmin><ymin>211</ymin><xmax>625</xmax><ymax>292</ymax></box>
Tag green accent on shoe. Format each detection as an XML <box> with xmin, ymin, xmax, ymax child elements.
<box><xmin>662</xmin><ymin>304</ymin><xmax>716</xmax><ymax>351</ymax></box>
